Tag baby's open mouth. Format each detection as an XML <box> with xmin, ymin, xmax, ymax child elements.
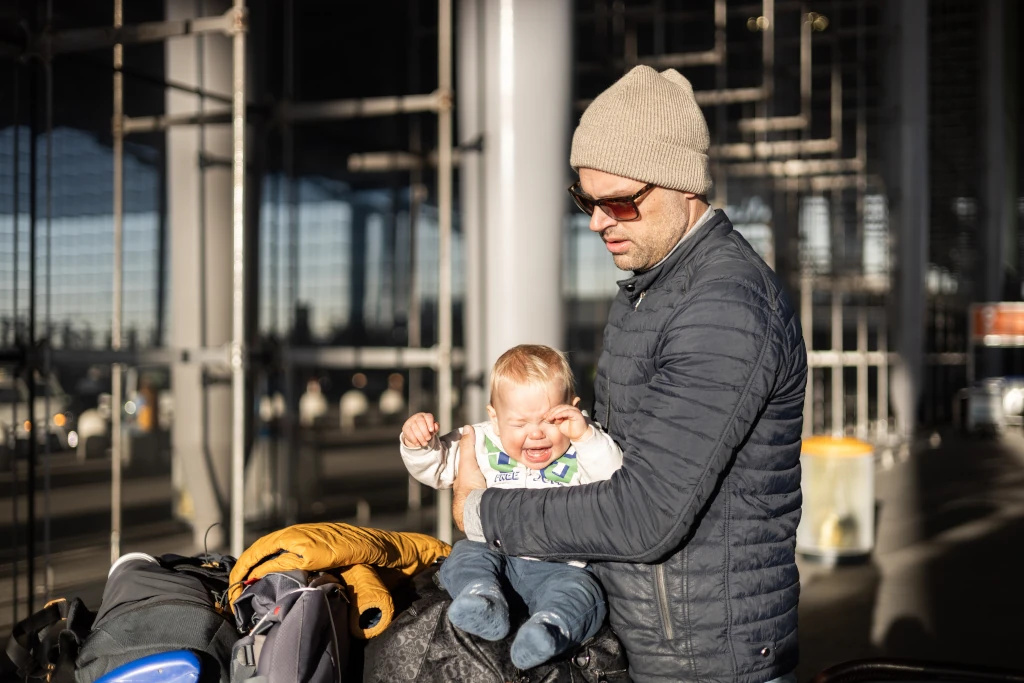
<box><xmin>521</xmin><ymin>447</ymin><xmax>552</xmax><ymax>464</ymax></box>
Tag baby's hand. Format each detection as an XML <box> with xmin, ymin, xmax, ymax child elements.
<box><xmin>401</xmin><ymin>412</ymin><xmax>439</xmax><ymax>448</ymax></box>
<box><xmin>544</xmin><ymin>404</ymin><xmax>592</xmax><ymax>442</ymax></box>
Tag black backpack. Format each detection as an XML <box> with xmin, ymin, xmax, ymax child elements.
<box><xmin>2</xmin><ymin>553</ymin><xmax>239</xmax><ymax>683</ymax></box>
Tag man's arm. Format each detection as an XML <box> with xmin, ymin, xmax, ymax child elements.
<box><xmin>477</xmin><ymin>280</ymin><xmax>782</xmax><ymax>564</ymax></box>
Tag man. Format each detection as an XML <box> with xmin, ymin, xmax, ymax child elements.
<box><xmin>453</xmin><ymin>65</ymin><xmax>807</xmax><ymax>683</ymax></box>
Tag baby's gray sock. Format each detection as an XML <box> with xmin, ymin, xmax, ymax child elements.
<box><xmin>447</xmin><ymin>582</ymin><xmax>510</xmax><ymax>641</ymax></box>
<box><xmin>510</xmin><ymin>610</ymin><xmax>573</xmax><ymax>670</ymax></box>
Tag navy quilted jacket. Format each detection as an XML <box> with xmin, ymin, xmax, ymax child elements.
<box><xmin>480</xmin><ymin>210</ymin><xmax>807</xmax><ymax>683</ymax></box>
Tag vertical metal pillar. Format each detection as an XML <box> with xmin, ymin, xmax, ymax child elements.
<box><xmin>167</xmin><ymin>0</ymin><xmax>235</xmax><ymax>551</ymax></box>
<box><xmin>878</xmin><ymin>321</ymin><xmax>889</xmax><ymax>439</ymax></box>
<box><xmin>435</xmin><ymin>0</ymin><xmax>454</xmax><ymax>544</ymax></box>
<box><xmin>457</xmin><ymin>0</ymin><xmax>486</xmax><ymax>425</ymax></box>
<box><xmin>10</xmin><ymin>64</ymin><xmax>20</xmax><ymax>621</ymax></box>
<box><xmin>856</xmin><ymin>305</ymin><xmax>868</xmax><ymax>439</ymax></box>
<box><xmin>831</xmin><ymin>287</ymin><xmax>843</xmax><ymax>436</ymax></box>
<box><xmin>43</xmin><ymin>46</ymin><xmax>54</xmax><ymax>599</ymax></box>
<box><xmin>111</xmin><ymin>0</ymin><xmax>124</xmax><ymax>564</ymax></box>
<box><xmin>981</xmin><ymin>0</ymin><xmax>1011</xmax><ymax>306</ymax></box>
<box><xmin>27</xmin><ymin>51</ymin><xmax>38</xmax><ymax>612</ymax></box>
<box><xmin>229</xmin><ymin>0</ymin><xmax>247</xmax><ymax>559</ymax></box>
<box><xmin>893</xmin><ymin>0</ymin><xmax>929</xmax><ymax>440</ymax></box>
<box><xmin>281</xmin><ymin>0</ymin><xmax>297</xmax><ymax>527</ymax></box>
<box><xmin>479</xmin><ymin>0</ymin><xmax>571</xmax><ymax>371</ymax></box>
<box><xmin>801</xmin><ymin>279</ymin><xmax>813</xmax><ymax>438</ymax></box>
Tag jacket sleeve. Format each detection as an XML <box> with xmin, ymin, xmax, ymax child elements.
<box><xmin>399</xmin><ymin>427</ymin><xmax>464</xmax><ymax>489</ymax></box>
<box><xmin>480</xmin><ymin>280</ymin><xmax>782</xmax><ymax>563</ymax></box>
<box><xmin>573</xmin><ymin>424</ymin><xmax>624</xmax><ymax>484</ymax></box>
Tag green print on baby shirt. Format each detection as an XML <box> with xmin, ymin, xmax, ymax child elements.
<box><xmin>485</xmin><ymin>434</ymin><xmax>579</xmax><ymax>483</ymax></box>
<box><xmin>485</xmin><ymin>435</ymin><xmax>518</xmax><ymax>472</ymax></box>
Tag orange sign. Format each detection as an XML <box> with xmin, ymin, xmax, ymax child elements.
<box><xmin>971</xmin><ymin>303</ymin><xmax>1024</xmax><ymax>341</ymax></box>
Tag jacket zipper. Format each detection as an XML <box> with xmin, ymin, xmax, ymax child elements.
<box><xmin>682</xmin><ymin>545</ymin><xmax>699</xmax><ymax>679</ymax></box>
<box><xmin>654</xmin><ymin>563</ymin><xmax>674</xmax><ymax>640</ymax></box>
<box><xmin>605</xmin><ymin>375</ymin><xmax>611</xmax><ymax>429</ymax></box>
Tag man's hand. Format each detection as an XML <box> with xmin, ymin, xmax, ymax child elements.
<box><xmin>452</xmin><ymin>425</ymin><xmax>486</xmax><ymax>531</ymax></box>
<box><xmin>401</xmin><ymin>412</ymin><xmax>439</xmax><ymax>448</ymax></box>
<box><xmin>544</xmin><ymin>404</ymin><xmax>593</xmax><ymax>441</ymax></box>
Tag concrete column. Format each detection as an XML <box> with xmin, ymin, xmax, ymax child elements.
<box><xmin>167</xmin><ymin>0</ymin><xmax>233</xmax><ymax>550</ymax></box>
<box><xmin>459</xmin><ymin>0</ymin><xmax>572</xmax><ymax>391</ymax></box>
<box><xmin>891</xmin><ymin>0</ymin><xmax>929</xmax><ymax>439</ymax></box>
<box><xmin>981</xmin><ymin>0</ymin><xmax>1018</xmax><ymax>305</ymax></box>
<box><xmin>457</xmin><ymin>0</ymin><xmax>486</xmax><ymax>422</ymax></box>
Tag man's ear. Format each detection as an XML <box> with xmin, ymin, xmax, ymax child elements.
<box><xmin>486</xmin><ymin>404</ymin><xmax>499</xmax><ymax>435</ymax></box>
<box><xmin>572</xmin><ymin>397</ymin><xmax>581</xmax><ymax>407</ymax></box>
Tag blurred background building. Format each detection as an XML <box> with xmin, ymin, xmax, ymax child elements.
<box><xmin>0</xmin><ymin>0</ymin><xmax>1022</xmax><ymax>676</ymax></box>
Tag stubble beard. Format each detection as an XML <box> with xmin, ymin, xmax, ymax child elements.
<box><xmin>610</xmin><ymin>201</ymin><xmax>690</xmax><ymax>273</ymax></box>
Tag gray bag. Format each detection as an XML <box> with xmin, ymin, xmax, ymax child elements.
<box><xmin>230</xmin><ymin>570</ymin><xmax>349</xmax><ymax>683</ymax></box>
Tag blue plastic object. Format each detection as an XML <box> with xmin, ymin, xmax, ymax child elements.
<box><xmin>94</xmin><ymin>651</ymin><xmax>201</xmax><ymax>683</ymax></box>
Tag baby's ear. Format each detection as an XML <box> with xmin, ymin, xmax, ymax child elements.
<box><xmin>486</xmin><ymin>404</ymin><xmax>499</xmax><ymax>434</ymax></box>
<box><xmin>572</xmin><ymin>397</ymin><xmax>581</xmax><ymax>407</ymax></box>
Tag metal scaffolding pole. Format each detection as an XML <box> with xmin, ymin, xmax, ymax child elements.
<box><xmin>110</xmin><ymin>0</ymin><xmax>124</xmax><ymax>564</ymax></box>
<box><xmin>435</xmin><ymin>0</ymin><xmax>454</xmax><ymax>545</ymax></box>
<box><xmin>10</xmin><ymin>62</ymin><xmax>20</xmax><ymax>622</ymax></box>
<box><xmin>229</xmin><ymin>0</ymin><xmax>247</xmax><ymax>559</ymax></box>
<box><xmin>281</xmin><ymin>0</ymin><xmax>297</xmax><ymax>528</ymax></box>
<box><xmin>43</xmin><ymin>42</ymin><xmax>54</xmax><ymax>601</ymax></box>
<box><xmin>27</xmin><ymin>48</ymin><xmax>39</xmax><ymax>613</ymax></box>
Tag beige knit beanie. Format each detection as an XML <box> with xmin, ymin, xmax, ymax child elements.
<box><xmin>570</xmin><ymin>65</ymin><xmax>712</xmax><ymax>195</ymax></box>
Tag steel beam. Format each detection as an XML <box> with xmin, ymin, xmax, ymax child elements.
<box><xmin>727</xmin><ymin>157</ymin><xmax>864</xmax><ymax>177</ymax></box>
<box><xmin>10</xmin><ymin>9</ymin><xmax>240</xmax><ymax>59</ymax></box>
<box><xmin>123</xmin><ymin>110</ymin><xmax>232</xmax><ymax>133</ymax></box>
<box><xmin>284</xmin><ymin>345</ymin><xmax>465</xmax><ymax>369</ymax></box>
<box><xmin>347</xmin><ymin>149</ymin><xmax>463</xmax><ymax>173</ymax></box>
<box><xmin>710</xmin><ymin>138</ymin><xmax>839</xmax><ymax>160</ymax></box>
<box><xmin>277</xmin><ymin>92</ymin><xmax>445</xmax><ymax>123</ymax></box>
<box><xmin>50</xmin><ymin>346</ymin><xmax>230</xmax><ymax>367</ymax></box>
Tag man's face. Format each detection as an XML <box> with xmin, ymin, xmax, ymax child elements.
<box><xmin>579</xmin><ymin>168</ymin><xmax>691</xmax><ymax>272</ymax></box>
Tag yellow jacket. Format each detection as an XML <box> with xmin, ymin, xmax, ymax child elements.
<box><xmin>229</xmin><ymin>522</ymin><xmax>450</xmax><ymax>639</ymax></box>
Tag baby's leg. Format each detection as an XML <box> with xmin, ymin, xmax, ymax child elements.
<box><xmin>438</xmin><ymin>540</ymin><xmax>510</xmax><ymax>641</ymax></box>
<box><xmin>508</xmin><ymin>561</ymin><xmax>607</xmax><ymax>670</ymax></box>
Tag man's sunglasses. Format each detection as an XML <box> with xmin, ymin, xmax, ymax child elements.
<box><xmin>568</xmin><ymin>181</ymin><xmax>656</xmax><ymax>222</ymax></box>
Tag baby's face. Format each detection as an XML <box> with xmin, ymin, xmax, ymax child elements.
<box><xmin>487</xmin><ymin>381</ymin><xmax>571</xmax><ymax>470</ymax></box>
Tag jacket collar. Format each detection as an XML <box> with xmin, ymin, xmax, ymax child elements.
<box><xmin>616</xmin><ymin>208</ymin><xmax>732</xmax><ymax>301</ymax></box>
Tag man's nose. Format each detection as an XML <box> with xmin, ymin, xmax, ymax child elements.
<box><xmin>589</xmin><ymin>207</ymin><xmax>617</xmax><ymax>233</ymax></box>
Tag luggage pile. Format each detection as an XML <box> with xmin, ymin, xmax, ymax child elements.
<box><xmin>1</xmin><ymin>523</ymin><xmax>630</xmax><ymax>683</ymax></box>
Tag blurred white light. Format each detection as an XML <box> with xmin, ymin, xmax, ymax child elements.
<box><xmin>125</xmin><ymin>401</ymin><xmax>137</xmax><ymax>415</ymax></box>
<box><xmin>1003</xmin><ymin>388</ymin><xmax>1024</xmax><ymax>416</ymax></box>
<box><xmin>68</xmin><ymin>431</ymin><xmax>79</xmax><ymax>448</ymax></box>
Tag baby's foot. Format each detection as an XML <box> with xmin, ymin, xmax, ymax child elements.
<box><xmin>510</xmin><ymin>611</ymin><xmax>573</xmax><ymax>670</ymax></box>
<box><xmin>447</xmin><ymin>582</ymin><xmax>510</xmax><ymax>641</ymax></box>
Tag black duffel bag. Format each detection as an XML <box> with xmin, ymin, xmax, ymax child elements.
<box><xmin>362</xmin><ymin>563</ymin><xmax>631</xmax><ymax>683</ymax></box>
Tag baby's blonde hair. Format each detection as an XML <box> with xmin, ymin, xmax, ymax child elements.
<box><xmin>489</xmin><ymin>344</ymin><xmax>576</xmax><ymax>407</ymax></box>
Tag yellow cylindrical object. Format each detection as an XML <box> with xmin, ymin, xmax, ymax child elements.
<box><xmin>340</xmin><ymin>564</ymin><xmax>394</xmax><ymax>640</ymax></box>
<box><xmin>797</xmin><ymin>436</ymin><xmax>875</xmax><ymax>560</ymax></box>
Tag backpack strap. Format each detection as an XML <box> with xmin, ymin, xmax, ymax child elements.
<box><xmin>3</xmin><ymin>598</ymin><xmax>94</xmax><ymax>682</ymax></box>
